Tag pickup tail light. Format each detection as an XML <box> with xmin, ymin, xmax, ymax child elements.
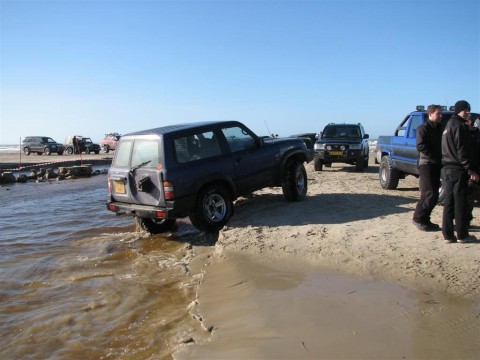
<box><xmin>163</xmin><ymin>181</ymin><xmax>174</xmax><ymax>199</ymax></box>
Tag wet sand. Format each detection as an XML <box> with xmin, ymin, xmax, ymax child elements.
<box><xmin>178</xmin><ymin>158</ymin><xmax>480</xmax><ymax>359</ymax></box>
<box><xmin>0</xmin><ymin>150</ymin><xmax>113</xmax><ymax>170</ymax></box>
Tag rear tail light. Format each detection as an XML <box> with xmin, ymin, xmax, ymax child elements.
<box><xmin>107</xmin><ymin>204</ymin><xmax>117</xmax><ymax>212</ymax></box>
<box><xmin>163</xmin><ymin>181</ymin><xmax>174</xmax><ymax>199</ymax></box>
<box><xmin>155</xmin><ymin>211</ymin><xmax>166</xmax><ymax>218</ymax></box>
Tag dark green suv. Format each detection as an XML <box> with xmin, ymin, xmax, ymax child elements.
<box><xmin>22</xmin><ymin>136</ymin><xmax>64</xmax><ymax>155</ymax></box>
<box><xmin>313</xmin><ymin>123</ymin><xmax>369</xmax><ymax>172</ymax></box>
<box><xmin>106</xmin><ymin>121</ymin><xmax>312</xmax><ymax>233</ymax></box>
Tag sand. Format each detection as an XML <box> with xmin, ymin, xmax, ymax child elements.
<box><xmin>177</xmin><ymin>156</ymin><xmax>480</xmax><ymax>359</ymax></box>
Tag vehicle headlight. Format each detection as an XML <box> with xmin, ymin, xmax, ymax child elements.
<box><xmin>340</xmin><ymin>145</ymin><xmax>346</xmax><ymax>151</ymax></box>
<box><xmin>349</xmin><ymin>144</ymin><xmax>361</xmax><ymax>149</ymax></box>
<box><xmin>314</xmin><ymin>143</ymin><xmax>325</xmax><ymax>150</ymax></box>
<box><xmin>326</xmin><ymin>145</ymin><xmax>332</xmax><ymax>151</ymax></box>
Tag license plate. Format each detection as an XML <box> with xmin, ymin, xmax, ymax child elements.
<box><xmin>113</xmin><ymin>180</ymin><xmax>126</xmax><ymax>194</ymax></box>
<box><xmin>329</xmin><ymin>151</ymin><xmax>343</xmax><ymax>156</ymax></box>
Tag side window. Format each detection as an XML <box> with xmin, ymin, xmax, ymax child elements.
<box><xmin>131</xmin><ymin>140</ymin><xmax>160</xmax><ymax>168</ymax></box>
<box><xmin>408</xmin><ymin>115</ymin><xmax>422</xmax><ymax>139</ymax></box>
<box><xmin>221</xmin><ymin>126</ymin><xmax>256</xmax><ymax>152</ymax></box>
<box><xmin>173</xmin><ymin>131</ymin><xmax>222</xmax><ymax>163</ymax></box>
<box><xmin>113</xmin><ymin>140</ymin><xmax>133</xmax><ymax>167</ymax></box>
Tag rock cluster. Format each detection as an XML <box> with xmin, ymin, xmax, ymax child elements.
<box><xmin>0</xmin><ymin>165</ymin><xmax>108</xmax><ymax>184</ymax></box>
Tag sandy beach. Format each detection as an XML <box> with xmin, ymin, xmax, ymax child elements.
<box><xmin>177</xmin><ymin>156</ymin><xmax>480</xmax><ymax>359</ymax></box>
<box><xmin>3</xmin><ymin>149</ymin><xmax>478</xmax><ymax>358</ymax></box>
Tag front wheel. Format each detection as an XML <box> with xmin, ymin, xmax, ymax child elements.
<box><xmin>189</xmin><ymin>184</ymin><xmax>233</xmax><ymax>233</ymax></box>
<box><xmin>66</xmin><ymin>147</ymin><xmax>73</xmax><ymax>155</ymax></box>
<box><xmin>85</xmin><ymin>148</ymin><xmax>91</xmax><ymax>154</ymax></box>
<box><xmin>379</xmin><ymin>155</ymin><xmax>399</xmax><ymax>189</ymax></box>
<box><xmin>44</xmin><ymin>147</ymin><xmax>51</xmax><ymax>155</ymax></box>
<box><xmin>314</xmin><ymin>158</ymin><xmax>323</xmax><ymax>171</ymax></box>
<box><xmin>24</xmin><ymin>147</ymin><xmax>31</xmax><ymax>156</ymax></box>
<box><xmin>282</xmin><ymin>161</ymin><xmax>308</xmax><ymax>201</ymax></box>
<box><xmin>135</xmin><ymin>217</ymin><xmax>177</xmax><ymax>234</ymax></box>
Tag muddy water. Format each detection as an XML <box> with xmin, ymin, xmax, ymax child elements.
<box><xmin>0</xmin><ymin>175</ymin><xmax>211</xmax><ymax>359</ymax></box>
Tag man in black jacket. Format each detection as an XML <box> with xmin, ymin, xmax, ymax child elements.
<box><xmin>441</xmin><ymin>100</ymin><xmax>479</xmax><ymax>243</ymax></box>
<box><xmin>413</xmin><ymin>104</ymin><xmax>444</xmax><ymax>231</ymax></box>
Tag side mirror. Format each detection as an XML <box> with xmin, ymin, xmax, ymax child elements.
<box><xmin>364</xmin><ymin>134</ymin><xmax>369</xmax><ymax>139</ymax></box>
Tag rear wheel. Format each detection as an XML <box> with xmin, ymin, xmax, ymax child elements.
<box><xmin>314</xmin><ymin>158</ymin><xmax>323</xmax><ymax>171</ymax></box>
<box><xmin>282</xmin><ymin>161</ymin><xmax>308</xmax><ymax>201</ymax></box>
<box><xmin>379</xmin><ymin>155</ymin><xmax>399</xmax><ymax>189</ymax></box>
<box><xmin>135</xmin><ymin>217</ymin><xmax>177</xmax><ymax>234</ymax></box>
<box><xmin>66</xmin><ymin>147</ymin><xmax>73</xmax><ymax>155</ymax></box>
<box><xmin>189</xmin><ymin>184</ymin><xmax>233</xmax><ymax>233</ymax></box>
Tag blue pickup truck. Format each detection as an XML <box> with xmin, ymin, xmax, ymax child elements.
<box><xmin>375</xmin><ymin>106</ymin><xmax>455</xmax><ymax>189</ymax></box>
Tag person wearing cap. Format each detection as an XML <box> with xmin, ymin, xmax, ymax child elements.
<box><xmin>412</xmin><ymin>104</ymin><xmax>444</xmax><ymax>231</ymax></box>
<box><xmin>441</xmin><ymin>100</ymin><xmax>479</xmax><ymax>243</ymax></box>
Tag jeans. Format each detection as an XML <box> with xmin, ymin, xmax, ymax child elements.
<box><xmin>413</xmin><ymin>164</ymin><xmax>441</xmax><ymax>224</ymax></box>
<box><xmin>441</xmin><ymin>167</ymin><xmax>469</xmax><ymax>240</ymax></box>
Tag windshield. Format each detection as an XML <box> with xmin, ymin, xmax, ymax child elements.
<box><xmin>83</xmin><ymin>138</ymin><xmax>93</xmax><ymax>144</ymax></box>
<box><xmin>44</xmin><ymin>137</ymin><xmax>56</xmax><ymax>143</ymax></box>
<box><xmin>322</xmin><ymin>126</ymin><xmax>360</xmax><ymax>139</ymax></box>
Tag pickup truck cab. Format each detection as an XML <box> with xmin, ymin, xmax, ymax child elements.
<box><xmin>376</xmin><ymin>106</ymin><xmax>454</xmax><ymax>189</ymax></box>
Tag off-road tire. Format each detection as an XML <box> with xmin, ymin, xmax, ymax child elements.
<box><xmin>44</xmin><ymin>147</ymin><xmax>51</xmax><ymax>155</ymax></box>
<box><xmin>66</xmin><ymin>147</ymin><xmax>74</xmax><ymax>155</ymax></box>
<box><xmin>57</xmin><ymin>151</ymin><xmax>64</xmax><ymax>155</ymax></box>
<box><xmin>189</xmin><ymin>184</ymin><xmax>233</xmax><ymax>233</ymax></box>
<box><xmin>379</xmin><ymin>155</ymin><xmax>400</xmax><ymax>189</ymax></box>
<box><xmin>282</xmin><ymin>161</ymin><xmax>308</xmax><ymax>201</ymax></box>
<box><xmin>24</xmin><ymin>147</ymin><xmax>31</xmax><ymax>156</ymax></box>
<box><xmin>314</xmin><ymin>158</ymin><xmax>323</xmax><ymax>171</ymax></box>
<box><xmin>355</xmin><ymin>157</ymin><xmax>365</xmax><ymax>172</ymax></box>
<box><xmin>94</xmin><ymin>150</ymin><xmax>100</xmax><ymax>154</ymax></box>
<box><xmin>86</xmin><ymin>148</ymin><xmax>91</xmax><ymax>155</ymax></box>
<box><xmin>135</xmin><ymin>217</ymin><xmax>176</xmax><ymax>234</ymax></box>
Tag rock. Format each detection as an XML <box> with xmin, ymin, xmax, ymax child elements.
<box><xmin>17</xmin><ymin>174</ymin><xmax>28</xmax><ymax>183</ymax></box>
<box><xmin>44</xmin><ymin>168</ymin><xmax>58</xmax><ymax>179</ymax></box>
<box><xmin>1</xmin><ymin>172</ymin><xmax>16</xmax><ymax>183</ymax></box>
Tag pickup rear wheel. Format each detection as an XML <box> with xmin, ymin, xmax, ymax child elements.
<box><xmin>135</xmin><ymin>217</ymin><xmax>176</xmax><ymax>234</ymax></box>
<box><xmin>282</xmin><ymin>161</ymin><xmax>308</xmax><ymax>201</ymax></box>
<box><xmin>314</xmin><ymin>158</ymin><xmax>323</xmax><ymax>171</ymax></box>
<box><xmin>189</xmin><ymin>184</ymin><xmax>233</xmax><ymax>233</ymax></box>
<box><xmin>380</xmin><ymin>155</ymin><xmax>399</xmax><ymax>189</ymax></box>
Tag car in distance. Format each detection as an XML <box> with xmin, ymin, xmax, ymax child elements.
<box><xmin>64</xmin><ymin>135</ymin><xmax>101</xmax><ymax>155</ymax></box>
<box><xmin>313</xmin><ymin>123</ymin><xmax>370</xmax><ymax>171</ymax></box>
<box><xmin>22</xmin><ymin>136</ymin><xmax>65</xmax><ymax>155</ymax></box>
<box><xmin>100</xmin><ymin>132</ymin><xmax>121</xmax><ymax>153</ymax></box>
<box><xmin>106</xmin><ymin>121</ymin><xmax>312</xmax><ymax>233</ymax></box>
<box><xmin>289</xmin><ymin>132</ymin><xmax>318</xmax><ymax>150</ymax></box>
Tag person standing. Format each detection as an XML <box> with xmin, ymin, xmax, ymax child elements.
<box><xmin>441</xmin><ymin>100</ymin><xmax>479</xmax><ymax>243</ymax></box>
<box><xmin>413</xmin><ymin>105</ymin><xmax>444</xmax><ymax>231</ymax></box>
<box><xmin>464</xmin><ymin>114</ymin><xmax>480</xmax><ymax>226</ymax></box>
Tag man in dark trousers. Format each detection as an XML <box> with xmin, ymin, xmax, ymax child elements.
<box><xmin>441</xmin><ymin>100</ymin><xmax>479</xmax><ymax>243</ymax></box>
<box><xmin>413</xmin><ymin>105</ymin><xmax>444</xmax><ymax>231</ymax></box>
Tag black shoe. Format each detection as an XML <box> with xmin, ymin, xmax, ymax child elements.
<box><xmin>426</xmin><ymin>221</ymin><xmax>440</xmax><ymax>230</ymax></box>
<box><xmin>412</xmin><ymin>220</ymin><xmax>438</xmax><ymax>232</ymax></box>
<box><xmin>458</xmin><ymin>235</ymin><xmax>477</xmax><ymax>244</ymax></box>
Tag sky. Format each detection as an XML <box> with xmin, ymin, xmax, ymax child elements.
<box><xmin>1</xmin><ymin>0</ymin><xmax>479</xmax><ymax>144</ymax></box>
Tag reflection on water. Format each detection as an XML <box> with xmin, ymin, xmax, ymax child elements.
<box><xmin>0</xmin><ymin>176</ymin><xmax>210</xmax><ymax>359</ymax></box>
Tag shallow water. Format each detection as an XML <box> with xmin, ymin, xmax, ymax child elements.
<box><xmin>0</xmin><ymin>175</ymin><xmax>208</xmax><ymax>359</ymax></box>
